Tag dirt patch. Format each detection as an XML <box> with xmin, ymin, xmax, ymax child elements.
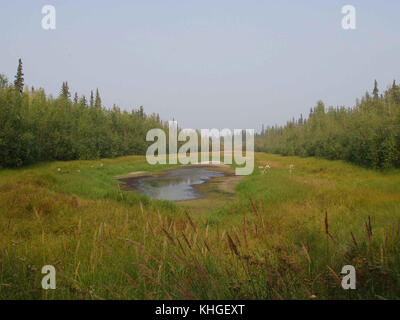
<box><xmin>178</xmin><ymin>171</ymin><xmax>244</xmax><ymax>214</ymax></box>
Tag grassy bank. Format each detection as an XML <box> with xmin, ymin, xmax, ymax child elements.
<box><xmin>1</xmin><ymin>153</ymin><xmax>400</xmax><ymax>299</ymax></box>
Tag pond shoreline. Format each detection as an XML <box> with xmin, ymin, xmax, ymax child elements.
<box><xmin>115</xmin><ymin>163</ymin><xmax>241</xmax><ymax>205</ymax></box>
<box><xmin>114</xmin><ymin>162</ymin><xmax>234</xmax><ymax>179</ymax></box>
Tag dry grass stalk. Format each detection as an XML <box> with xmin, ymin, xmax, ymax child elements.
<box><xmin>98</xmin><ymin>241</ymin><xmax>112</xmax><ymax>257</ymax></box>
<box><xmin>146</xmin><ymin>220</ymin><xmax>155</xmax><ymax>237</ymax></box>
<box><xmin>365</xmin><ymin>216</ymin><xmax>372</xmax><ymax>242</ymax></box>
<box><xmin>324</xmin><ymin>211</ymin><xmax>336</xmax><ymax>243</ymax></box>
<box><xmin>176</xmin><ymin>238</ymin><xmax>186</xmax><ymax>255</ymax></box>
<box><xmin>204</xmin><ymin>240</ymin><xmax>211</xmax><ymax>253</ymax></box>
<box><xmin>137</xmin><ymin>263</ymin><xmax>157</xmax><ymax>277</ymax></box>
<box><xmin>113</xmin><ymin>285</ymin><xmax>127</xmax><ymax>299</ymax></box>
<box><xmin>227</xmin><ymin>233</ymin><xmax>240</xmax><ymax>257</ymax></box>
<box><xmin>100</xmin><ymin>281</ymin><xmax>120</xmax><ymax>299</ymax></box>
<box><xmin>167</xmin><ymin>220</ymin><xmax>173</xmax><ymax>233</ymax></box>
<box><xmin>252</xmin><ymin>222</ymin><xmax>258</xmax><ymax>235</ymax></box>
<box><xmin>249</xmin><ymin>196</ymin><xmax>259</xmax><ymax>217</ymax></box>
<box><xmin>74</xmin><ymin>261</ymin><xmax>80</xmax><ymax>278</ymax></box>
<box><xmin>234</xmin><ymin>230</ymin><xmax>242</xmax><ymax>247</ymax></box>
<box><xmin>139</xmin><ymin>201</ymin><xmax>144</xmax><ymax>214</ymax></box>
<box><xmin>185</xmin><ymin>211</ymin><xmax>197</xmax><ymax>232</ymax></box>
<box><xmin>383</xmin><ymin>227</ymin><xmax>388</xmax><ymax>251</ymax></box>
<box><xmin>302</xmin><ymin>243</ymin><xmax>311</xmax><ymax>264</ymax></box>
<box><xmin>221</xmin><ymin>230</ymin><xmax>226</xmax><ymax>240</ymax></box>
<box><xmin>181</xmin><ymin>232</ymin><xmax>192</xmax><ymax>249</ymax></box>
<box><xmin>142</xmin><ymin>273</ymin><xmax>161</xmax><ymax>287</ymax></box>
<box><xmin>350</xmin><ymin>231</ymin><xmax>360</xmax><ymax>251</ymax></box>
<box><xmin>162</xmin><ymin>227</ymin><xmax>176</xmax><ymax>246</ymax></box>
<box><xmin>33</xmin><ymin>207</ymin><xmax>41</xmax><ymax>222</ymax></box>
<box><xmin>326</xmin><ymin>265</ymin><xmax>341</xmax><ymax>287</ymax></box>
<box><xmin>193</xmin><ymin>233</ymin><xmax>198</xmax><ymax>248</ymax></box>
<box><xmin>242</xmin><ymin>214</ymin><xmax>248</xmax><ymax>248</ymax></box>
<box><xmin>122</xmin><ymin>271</ymin><xmax>139</xmax><ymax>290</ymax></box>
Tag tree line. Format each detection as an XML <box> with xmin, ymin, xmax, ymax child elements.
<box><xmin>256</xmin><ymin>80</ymin><xmax>400</xmax><ymax>169</ymax></box>
<box><xmin>0</xmin><ymin>59</ymin><xmax>164</xmax><ymax>167</ymax></box>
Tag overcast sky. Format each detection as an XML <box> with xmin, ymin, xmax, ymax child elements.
<box><xmin>1</xmin><ymin>0</ymin><xmax>400</xmax><ymax>131</ymax></box>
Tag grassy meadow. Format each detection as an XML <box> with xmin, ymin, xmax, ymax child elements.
<box><xmin>1</xmin><ymin>152</ymin><xmax>400</xmax><ymax>299</ymax></box>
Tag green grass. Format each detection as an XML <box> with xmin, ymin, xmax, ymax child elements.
<box><xmin>1</xmin><ymin>153</ymin><xmax>400</xmax><ymax>299</ymax></box>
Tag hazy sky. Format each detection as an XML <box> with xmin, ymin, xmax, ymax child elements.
<box><xmin>1</xmin><ymin>1</ymin><xmax>400</xmax><ymax>131</ymax></box>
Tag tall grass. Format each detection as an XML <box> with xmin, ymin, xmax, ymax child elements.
<box><xmin>0</xmin><ymin>153</ymin><xmax>399</xmax><ymax>299</ymax></box>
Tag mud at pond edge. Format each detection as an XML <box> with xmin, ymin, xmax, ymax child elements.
<box><xmin>115</xmin><ymin>164</ymin><xmax>244</xmax><ymax>214</ymax></box>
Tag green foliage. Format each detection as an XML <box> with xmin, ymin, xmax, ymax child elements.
<box><xmin>0</xmin><ymin>74</ymin><xmax>8</xmax><ymax>88</ymax></box>
<box><xmin>256</xmin><ymin>81</ymin><xmax>400</xmax><ymax>169</ymax></box>
<box><xmin>1</xmin><ymin>153</ymin><xmax>400</xmax><ymax>299</ymax></box>
<box><xmin>0</xmin><ymin>68</ymin><xmax>165</xmax><ymax>168</ymax></box>
<box><xmin>13</xmin><ymin>59</ymin><xmax>24</xmax><ymax>93</ymax></box>
<box><xmin>95</xmin><ymin>88</ymin><xmax>101</xmax><ymax>109</ymax></box>
<box><xmin>90</xmin><ymin>90</ymin><xmax>94</xmax><ymax>108</ymax></box>
<box><xmin>60</xmin><ymin>82</ymin><xmax>71</xmax><ymax>99</ymax></box>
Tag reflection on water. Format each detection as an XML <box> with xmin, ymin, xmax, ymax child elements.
<box><xmin>132</xmin><ymin>167</ymin><xmax>225</xmax><ymax>201</ymax></box>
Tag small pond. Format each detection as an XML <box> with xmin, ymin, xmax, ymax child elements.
<box><xmin>119</xmin><ymin>167</ymin><xmax>226</xmax><ymax>201</ymax></box>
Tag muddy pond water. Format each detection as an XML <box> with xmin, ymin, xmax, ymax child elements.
<box><xmin>119</xmin><ymin>167</ymin><xmax>227</xmax><ymax>201</ymax></box>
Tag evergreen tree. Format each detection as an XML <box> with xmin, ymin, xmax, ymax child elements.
<box><xmin>73</xmin><ymin>92</ymin><xmax>79</xmax><ymax>104</ymax></box>
<box><xmin>373</xmin><ymin>80</ymin><xmax>379</xmax><ymax>99</ymax></box>
<box><xmin>95</xmin><ymin>88</ymin><xmax>101</xmax><ymax>109</ymax></box>
<box><xmin>139</xmin><ymin>106</ymin><xmax>144</xmax><ymax>120</ymax></box>
<box><xmin>80</xmin><ymin>95</ymin><xmax>87</xmax><ymax>106</ymax></box>
<box><xmin>14</xmin><ymin>59</ymin><xmax>24</xmax><ymax>93</ymax></box>
<box><xmin>90</xmin><ymin>90</ymin><xmax>94</xmax><ymax>107</ymax></box>
<box><xmin>256</xmin><ymin>80</ymin><xmax>400</xmax><ymax>169</ymax></box>
<box><xmin>60</xmin><ymin>82</ymin><xmax>71</xmax><ymax>99</ymax></box>
<box><xmin>0</xmin><ymin>68</ymin><xmax>165</xmax><ymax>167</ymax></box>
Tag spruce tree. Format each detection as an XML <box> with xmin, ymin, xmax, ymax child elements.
<box><xmin>139</xmin><ymin>106</ymin><xmax>144</xmax><ymax>120</ymax></box>
<box><xmin>65</xmin><ymin>82</ymin><xmax>70</xmax><ymax>98</ymax></box>
<box><xmin>90</xmin><ymin>90</ymin><xmax>94</xmax><ymax>107</ymax></box>
<box><xmin>299</xmin><ymin>114</ymin><xmax>304</xmax><ymax>125</ymax></box>
<box><xmin>14</xmin><ymin>59</ymin><xmax>24</xmax><ymax>93</ymax></box>
<box><xmin>80</xmin><ymin>95</ymin><xmax>87</xmax><ymax>106</ymax></box>
<box><xmin>373</xmin><ymin>80</ymin><xmax>379</xmax><ymax>99</ymax></box>
<box><xmin>95</xmin><ymin>88</ymin><xmax>101</xmax><ymax>109</ymax></box>
<box><xmin>73</xmin><ymin>92</ymin><xmax>79</xmax><ymax>104</ymax></box>
<box><xmin>60</xmin><ymin>82</ymin><xmax>71</xmax><ymax>99</ymax></box>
